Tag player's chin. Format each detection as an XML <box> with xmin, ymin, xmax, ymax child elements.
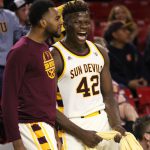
<box><xmin>53</xmin><ymin>32</ymin><xmax>61</xmax><ymax>38</ymax></box>
<box><xmin>77</xmin><ymin>38</ymin><xmax>87</xmax><ymax>45</ymax></box>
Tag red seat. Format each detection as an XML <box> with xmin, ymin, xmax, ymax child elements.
<box><xmin>137</xmin><ymin>87</ymin><xmax>150</xmax><ymax>116</ymax></box>
<box><xmin>124</xmin><ymin>88</ymin><xmax>135</xmax><ymax>107</ymax></box>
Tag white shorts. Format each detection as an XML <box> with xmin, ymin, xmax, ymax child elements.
<box><xmin>0</xmin><ymin>122</ymin><xmax>58</xmax><ymax>150</ymax></box>
<box><xmin>59</xmin><ymin>110</ymin><xmax>119</xmax><ymax>150</ymax></box>
<box><xmin>19</xmin><ymin>122</ymin><xmax>58</xmax><ymax>150</ymax></box>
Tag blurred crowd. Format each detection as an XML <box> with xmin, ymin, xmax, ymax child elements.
<box><xmin>0</xmin><ymin>0</ymin><xmax>150</xmax><ymax>149</ymax></box>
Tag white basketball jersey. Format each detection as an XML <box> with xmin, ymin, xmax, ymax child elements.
<box><xmin>53</xmin><ymin>40</ymin><xmax>105</xmax><ymax>118</ymax></box>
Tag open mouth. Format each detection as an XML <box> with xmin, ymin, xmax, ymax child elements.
<box><xmin>77</xmin><ymin>32</ymin><xmax>87</xmax><ymax>41</ymax></box>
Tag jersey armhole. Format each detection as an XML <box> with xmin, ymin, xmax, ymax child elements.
<box><xmin>93</xmin><ymin>43</ymin><xmax>105</xmax><ymax>63</ymax></box>
<box><xmin>52</xmin><ymin>46</ymin><xmax>65</xmax><ymax>80</ymax></box>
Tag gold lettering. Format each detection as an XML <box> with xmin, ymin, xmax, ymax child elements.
<box><xmin>44</xmin><ymin>61</ymin><xmax>54</xmax><ymax>70</ymax></box>
<box><xmin>44</xmin><ymin>63</ymin><xmax>49</xmax><ymax>70</ymax></box>
<box><xmin>0</xmin><ymin>22</ymin><xmax>7</xmax><ymax>32</ymax></box>
<box><xmin>48</xmin><ymin>61</ymin><xmax>54</xmax><ymax>68</ymax></box>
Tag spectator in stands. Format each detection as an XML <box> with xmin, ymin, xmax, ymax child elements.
<box><xmin>113</xmin><ymin>81</ymin><xmax>138</xmax><ymax>133</ymax></box>
<box><xmin>108</xmin><ymin>5</ymin><xmax>138</xmax><ymax>45</ymax></box>
<box><xmin>133</xmin><ymin>115</ymin><xmax>150</xmax><ymax>150</ymax></box>
<box><xmin>94</xmin><ymin>33</ymin><xmax>139</xmax><ymax>133</ymax></box>
<box><xmin>12</xmin><ymin>0</ymin><xmax>29</xmax><ymax>26</ymax></box>
<box><xmin>104</xmin><ymin>21</ymin><xmax>147</xmax><ymax>90</ymax></box>
<box><xmin>11</xmin><ymin>0</ymin><xmax>30</xmax><ymax>42</ymax></box>
<box><xmin>0</xmin><ymin>0</ymin><xmax>21</xmax><ymax>99</ymax></box>
<box><xmin>144</xmin><ymin>33</ymin><xmax>150</xmax><ymax>84</ymax></box>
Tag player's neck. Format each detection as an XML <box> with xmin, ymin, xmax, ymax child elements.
<box><xmin>26</xmin><ymin>27</ymin><xmax>49</xmax><ymax>44</ymax></box>
<box><xmin>63</xmin><ymin>36</ymin><xmax>87</xmax><ymax>53</ymax></box>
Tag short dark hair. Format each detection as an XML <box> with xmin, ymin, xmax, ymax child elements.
<box><xmin>29</xmin><ymin>0</ymin><xmax>54</xmax><ymax>26</ymax></box>
<box><xmin>62</xmin><ymin>0</ymin><xmax>89</xmax><ymax>21</ymax></box>
<box><xmin>133</xmin><ymin>115</ymin><xmax>150</xmax><ymax>140</ymax></box>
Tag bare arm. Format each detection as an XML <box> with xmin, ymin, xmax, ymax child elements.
<box><xmin>96</xmin><ymin>44</ymin><xmax>125</xmax><ymax>135</ymax></box>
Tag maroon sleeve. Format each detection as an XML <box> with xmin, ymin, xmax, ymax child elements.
<box><xmin>1</xmin><ymin>46</ymin><xmax>28</xmax><ymax>142</ymax></box>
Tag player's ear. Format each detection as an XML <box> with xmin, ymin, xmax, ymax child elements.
<box><xmin>40</xmin><ymin>19</ymin><xmax>47</xmax><ymax>28</ymax></box>
<box><xmin>143</xmin><ymin>133</ymin><xmax>150</xmax><ymax>141</ymax></box>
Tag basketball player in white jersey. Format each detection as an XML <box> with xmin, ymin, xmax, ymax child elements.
<box><xmin>51</xmin><ymin>1</ymin><xmax>125</xmax><ymax>149</ymax></box>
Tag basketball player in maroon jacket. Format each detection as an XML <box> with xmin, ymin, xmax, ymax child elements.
<box><xmin>0</xmin><ymin>0</ymin><xmax>61</xmax><ymax>149</ymax></box>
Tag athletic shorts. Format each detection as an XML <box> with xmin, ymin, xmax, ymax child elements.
<box><xmin>59</xmin><ymin>110</ymin><xmax>120</xmax><ymax>150</ymax></box>
<box><xmin>0</xmin><ymin>122</ymin><xmax>58</xmax><ymax>150</ymax></box>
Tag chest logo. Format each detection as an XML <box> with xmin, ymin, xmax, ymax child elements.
<box><xmin>43</xmin><ymin>51</ymin><xmax>55</xmax><ymax>79</ymax></box>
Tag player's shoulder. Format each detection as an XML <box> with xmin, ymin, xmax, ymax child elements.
<box><xmin>50</xmin><ymin>41</ymin><xmax>59</xmax><ymax>53</ymax></box>
<box><xmin>50</xmin><ymin>42</ymin><xmax>62</xmax><ymax>63</ymax></box>
<box><xmin>13</xmin><ymin>37</ymin><xmax>28</xmax><ymax>49</ymax></box>
<box><xmin>8</xmin><ymin>37</ymin><xmax>29</xmax><ymax>58</ymax></box>
<box><xmin>86</xmin><ymin>40</ymin><xmax>108</xmax><ymax>53</ymax></box>
<box><xmin>93</xmin><ymin>42</ymin><xmax>109</xmax><ymax>63</ymax></box>
<box><xmin>51</xmin><ymin>41</ymin><xmax>63</xmax><ymax>55</ymax></box>
<box><xmin>87</xmin><ymin>40</ymin><xmax>108</xmax><ymax>60</ymax></box>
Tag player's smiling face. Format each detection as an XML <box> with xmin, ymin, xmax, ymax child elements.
<box><xmin>65</xmin><ymin>11</ymin><xmax>90</xmax><ymax>45</ymax></box>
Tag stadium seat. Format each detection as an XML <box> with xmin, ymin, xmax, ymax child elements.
<box><xmin>124</xmin><ymin>88</ymin><xmax>135</xmax><ymax>107</ymax></box>
<box><xmin>137</xmin><ymin>87</ymin><xmax>150</xmax><ymax>116</ymax></box>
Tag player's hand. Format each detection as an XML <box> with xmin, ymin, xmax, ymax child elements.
<box><xmin>80</xmin><ymin>130</ymin><xmax>103</xmax><ymax>148</ymax></box>
<box><xmin>112</xmin><ymin>125</ymin><xmax>126</xmax><ymax>143</ymax></box>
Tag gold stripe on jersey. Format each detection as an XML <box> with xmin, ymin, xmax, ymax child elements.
<box><xmin>58</xmin><ymin>130</ymin><xmax>68</xmax><ymax>150</ymax></box>
<box><xmin>59</xmin><ymin>41</ymin><xmax>92</xmax><ymax>58</ymax></box>
<box><xmin>63</xmin><ymin>131</ymin><xmax>68</xmax><ymax>150</ymax></box>
<box><xmin>34</xmin><ymin>130</ymin><xmax>44</xmax><ymax>138</ymax></box>
<box><xmin>32</xmin><ymin>123</ymin><xmax>53</xmax><ymax>150</ymax></box>
<box><xmin>40</xmin><ymin>143</ymin><xmax>50</xmax><ymax>150</ymax></box>
<box><xmin>57</xmin><ymin>107</ymin><xmax>64</xmax><ymax>113</ymax></box>
<box><xmin>81</xmin><ymin>110</ymin><xmax>101</xmax><ymax>118</ymax></box>
<box><xmin>53</xmin><ymin>44</ymin><xmax>66</xmax><ymax>80</ymax></box>
<box><xmin>27</xmin><ymin>124</ymin><xmax>41</xmax><ymax>150</ymax></box>
<box><xmin>40</xmin><ymin>123</ymin><xmax>54</xmax><ymax>150</ymax></box>
<box><xmin>86</xmin><ymin>41</ymin><xmax>105</xmax><ymax>63</ymax></box>
<box><xmin>57</xmin><ymin>130</ymin><xmax>64</xmax><ymax>150</ymax></box>
<box><xmin>56</xmin><ymin>92</ymin><xmax>62</xmax><ymax>100</ymax></box>
<box><xmin>56</xmin><ymin>91</ymin><xmax>64</xmax><ymax>113</ymax></box>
